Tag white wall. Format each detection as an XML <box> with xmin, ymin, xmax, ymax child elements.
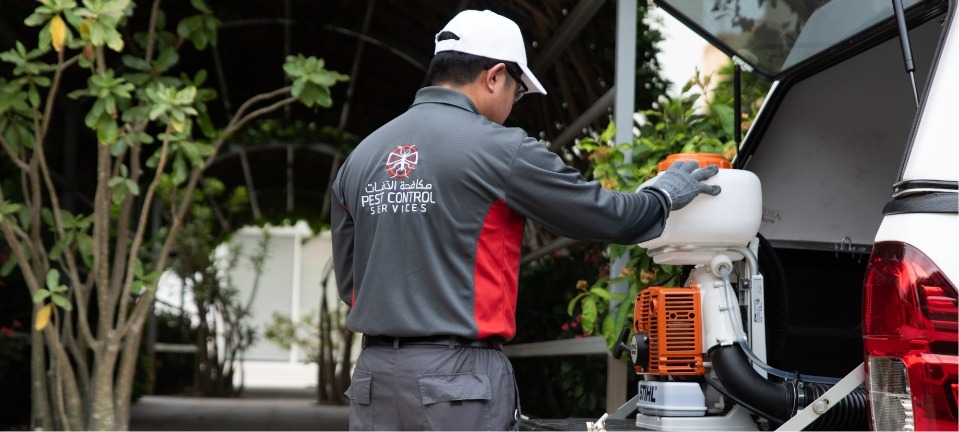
<box><xmin>227</xmin><ymin>223</ymin><xmax>342</xmax><ymax>363</ymax></box>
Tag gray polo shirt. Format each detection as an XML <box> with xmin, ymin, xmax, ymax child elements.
<box><xmin>331</xmin><ymin>86</ymin><xmax>668</xmax><ymax>341</ymax></box>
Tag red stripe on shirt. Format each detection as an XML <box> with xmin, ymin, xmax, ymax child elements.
<box><xmin>473</xmin><ymin>199</ymin><xmax>524</xmax><ymax>340</ymax></box>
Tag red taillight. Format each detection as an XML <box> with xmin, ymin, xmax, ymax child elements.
<box><xmin>863</xmin><ymin>242</ymin><xmax>958</xmax><ymax>431</ymax></box>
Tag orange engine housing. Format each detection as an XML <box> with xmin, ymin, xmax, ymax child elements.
<box><xmin>633</xmin><ymin>286</ymin><xmax>705</xmax><ymax>376</ymax></box>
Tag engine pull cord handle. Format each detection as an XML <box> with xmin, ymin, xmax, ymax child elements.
<box><xmin>612</xmin><ymin>326</ymin><xmax>631</xmax><ymax>360</ymax></box>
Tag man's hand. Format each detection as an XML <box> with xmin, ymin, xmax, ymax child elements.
<box><xmin>649</xmin><ymin>161</ymin><xmax>722</xmax><ymax>210</ymax></box>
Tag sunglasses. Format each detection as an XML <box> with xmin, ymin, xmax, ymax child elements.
<box><xmin>503</xmin><ymin>65</ymin><xmax>528</xmax><ymax>104</ymax></box>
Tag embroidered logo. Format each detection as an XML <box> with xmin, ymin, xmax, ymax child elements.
<box><xmin>363</xmin><ymin>144</ymin><xmax>435</xmax><ymax>215</ymax></box>
<box><xmin>386</xmin><ymin>145</ymin><xmax>418</xmax><ymax>179</ymax></box>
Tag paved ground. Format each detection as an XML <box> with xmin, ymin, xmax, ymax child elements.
<box><xmin>128</xmin><ymin>387</ymin><xmax>636</xmax><ymax>431</ymax></box>
<box><xmin>130</xmin><ymin>387</ymin><xmax>350</xmax><ymax>431</ymax></box>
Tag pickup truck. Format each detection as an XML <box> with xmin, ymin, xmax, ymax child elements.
<box><xmin>627</xmin><ymin>1</ymin><xmax>957</xmax><ymax>430</ymax></box>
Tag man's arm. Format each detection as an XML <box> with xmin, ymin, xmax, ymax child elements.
<box><xmin>331</xmin><ymin>197</ymin><xmax>356</xmax><ymax>307</ymax></box>
<box><xmin>504</xmin><ymin>137</ymin><xmax>669</xmax><ymax>244</ymax></box>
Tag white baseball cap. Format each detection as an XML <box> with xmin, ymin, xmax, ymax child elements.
<box><xmin>434</xmin><ymin>10</ymin><xmax>547</xmax><ymax>95</ymax></box>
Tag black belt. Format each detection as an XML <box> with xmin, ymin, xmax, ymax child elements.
<box><xmin>361</xmin><ymin>334</ymin><xmax>503</xmax><ymax>350</ymax></box>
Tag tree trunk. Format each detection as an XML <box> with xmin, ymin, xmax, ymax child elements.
<box><xmin>115</xmin><ymin>313</ymin><xmax>149</xmax><ymax>431</ymax></box>
<box><xmin>88</xmin><ymin>340</ymin><xmax>121</xmax><ymax>430</ymax></box>
<box><xmin>318</xmin><ymin>290</ymin><xmax>336</xmax><ymax>402</ymax></box>
<box><xmin>195</xmin><ymin>319</ymin><xmax>211</xmax><ymax>395</ymax></box>
<box><xmin>31</xmin><ymin>329</ymin><xmax>53</xmax><ymax>431</ymax></box>
<box><xmin>52</xmin><ymin>341</ymin><xmax>84</xmax><ymax>430</ymax></box>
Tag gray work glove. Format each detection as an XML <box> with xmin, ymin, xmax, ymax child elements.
<box><xmin>649</xmin><ymin>161</ymin><xmax>722</xmax><ymax>210</ymax></box>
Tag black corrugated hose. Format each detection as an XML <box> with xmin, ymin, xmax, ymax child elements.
<box><xmin>709</xmin><ymin>345</ymin><xmax>867</xmax><ymax>430</ymax></box>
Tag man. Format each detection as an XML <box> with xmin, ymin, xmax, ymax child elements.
<box><xmin>331</xmin><ymin>9</ymin><xmax>720</xmax><ymax>431</ymax></box>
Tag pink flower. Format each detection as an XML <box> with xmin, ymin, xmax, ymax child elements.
<box><xmin>1</xmin><ymin>326</ymin><xmax>12</xmax><ymax>338</ymax></box>
<box><xmin>561</xmin><ymin>323</ymin><xmax>569</xmax><ymax>331</ymax></box>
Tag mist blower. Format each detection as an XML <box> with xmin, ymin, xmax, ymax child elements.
<box><xmin>590</xmin><ymin>154</ymin><xmax>867</xmax><ymax>431</ymax></box>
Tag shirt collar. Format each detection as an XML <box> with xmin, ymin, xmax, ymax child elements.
<box><xmin>410</xmin><ymin>86</ymin><xmax>479</xmax><ymax>115</ymax></box>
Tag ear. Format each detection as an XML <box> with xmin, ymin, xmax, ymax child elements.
<box><xmin>483</xmin><ymin>63</ymin><xmax>506</xmax><ymax>93</ymax></box>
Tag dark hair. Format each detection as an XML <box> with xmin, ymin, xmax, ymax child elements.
<box><xmin>429</xmin><ymin>31</ymin><xmax>521</xmax><ymax>87</ymax></box>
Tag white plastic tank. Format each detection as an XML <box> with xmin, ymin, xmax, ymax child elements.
<box><xmin>638</xmin><ymin>153</ymin><xmax>762</xmax><ymax>260</ymax></box>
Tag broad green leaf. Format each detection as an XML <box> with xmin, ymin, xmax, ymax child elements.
<box><xmin>581</xmin><ymin>297</ymin><xmax>597</xmax><ymax>334</ymax></box>
<box><xmin>33</xmin><ymin>289</ymin><xmax>52</xmax><ymax>303</ymax></box>
<box><xmin>111</xmin><ymin>184</ymin><xmax>127</xmax><ymax>204</ymax></box>
<box><xmin>121</xmin><ymin>105</ymin><xmax>149</xmax><ymax>123</ymax></box>
<box><xmin>588</xmin><ymin>286</ymin><xmax>611</xmax><ymax>300</ymax></box>
<box><xmin>85</xmin><ymin>99</ymin><xmax>105</xmax><ymax>128</ymax></box>
<box><xmin>68</xmin><ymin>87</ymin><xmax>88</xmax><ymax>99</ymax></box>
<box><xmin>171</xmin><ymin>154</ymin><xmax>187</xmax><ymax>184</ymax></box>
<box><xmin>148</xmin><ymin>102</ymin><xmax>166</xmax><ymax>120</ymax></box>
<box><xmin>98</xmin><ymin>0</ymin><xmax>132</xmax><ymax>21</ymax></box>
<box><xmin>196</xmin><ymin>112</ymin><xmax>215</xmax><ymax>138</ymax></box>
<box><xmin>40</xmin><ymin>207</ymin><xmax>57</xmax><ymax>228</ymax></box>
<box><xmin>313</xmin><ymin>85</ymin><xmax>332</xmax><ymax>107</ymax></box>
<box><xmin>0</xmin><ymin>202</ymin><xmax>22</xmax><ymax>215</ymax></box>
<box><xmin>88</xmin><ymin>19</ymin><xmax>106</xmax><ymax>45</ymax></box>
<box><xmin>176</xmin><ymin>15</ymin><xmax>201</xmax><ymax>37</ymax></box>
<box><xmin>49</xmin><ymin>234</ymin><xmax>70</xmax><ymax>260</ymax></box>
<box><xmin>599</xmin><ymin>121</ymin><xmax>616</xmax><ymax>144</ymax></box>
<box><xmin>51</xmin><ymin>294</ymin><xmax>72</xmax><ymax>310</ymax></box>
<box><xmin>174</xmin><ymin>86</ymin><xmax>196</xmax><ymax>104</ymax></box>
<box><xmin>32</xmin><ymin>76</ymin><xmax>51</xmax><ymax>87</ymax></box>
<box><xmin>290</xmin><ymin>78</ymin><xmax>305</xmax><ymax>98</ymax></box>
<box><xmin>136</xmin><ymin>131</ymin><xmax>154</xmax><ymax>144</ymax></box>
<box><xmin>59</xmin><ymin>209</ymin><xmax>75</xmax><ymax>227</ymax></box>
<box><xmin>192</xmin><ymin>69</ymin><xmax>207</xmax><ymax>85</ymax></box>
<box><xmin>28</xmin><ymin>84</ymin><xmax>40</xmax><ymax>108</ymax></box>
<box><xmin>190</xmin><ymin>0</ymin><xmax>212</xmax><ymax>14</ymax></box>
<box><xmin>45</xmin><ymin>268</ymin><xmax>60</xmax><ymax>290</ymax></box>
<box><xmin>16</xmin><ymin>204</ymin><xmax>31</xmax><ymax>230</ymax></box>
<box><xmin>601</xmin><ymin>315</ymin><xmax>616</xmax><ymax>348</ymax></box>
<box><xmin>713</xmin><ymin>103</ymin><xmax>735</xmax><ymax>139</ymax></box>
<box><xmin>97</xmin><ymin>119</ymin><xmax>118</xmax><ymax>144</ymax></box>
<box><xmin>125</xmin><ymin>179</ymin><xmax>139</xmax><ymax>196</ymax></box>
<box><xmin>76</xmin><ymin>233</ymin><xmax>93</xmax><ymax>267</ymax></box>
<box><xmin>567</xmin><ymin>292</ymin><xmax>587</xmax><ymax>316</ymax></box>
<box><xmin>153</xmin><ymin>47</ymin><xmax>179</xmax><ymax>72</ymax></box>
<box><xmin>0</xmin><ymin>255</ymin><xmax>18</xmax><ymax>276</ymax></box>
<box><xmin>24</xmin><ymin>12</ymin><xmax>51</xmax><ymax>27</ymax></box>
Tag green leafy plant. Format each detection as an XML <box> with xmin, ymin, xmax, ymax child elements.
<box><xmin>0</xmin><ymin>1</ymin><xmax>346</xmax><ymax>429</ymax></box>
<box><xmin>513</xmin><ymin>244</ymin><xmax>610</xmax><ymax>418</ymax></box>
<box><xmin>264</xmin><ymin>311</ymin><xmax>321</xmax><ymax>363</ymax></box>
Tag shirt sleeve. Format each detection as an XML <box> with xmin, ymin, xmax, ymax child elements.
<box><xmin>331</xmin><ymin>184</ymin><xmax>356</xmax><ymax>307</ymax></box>
<box><xmin>503</xmin><ymin>137</ymin><xmax>669</xmax><ymax>244</ymax></box>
